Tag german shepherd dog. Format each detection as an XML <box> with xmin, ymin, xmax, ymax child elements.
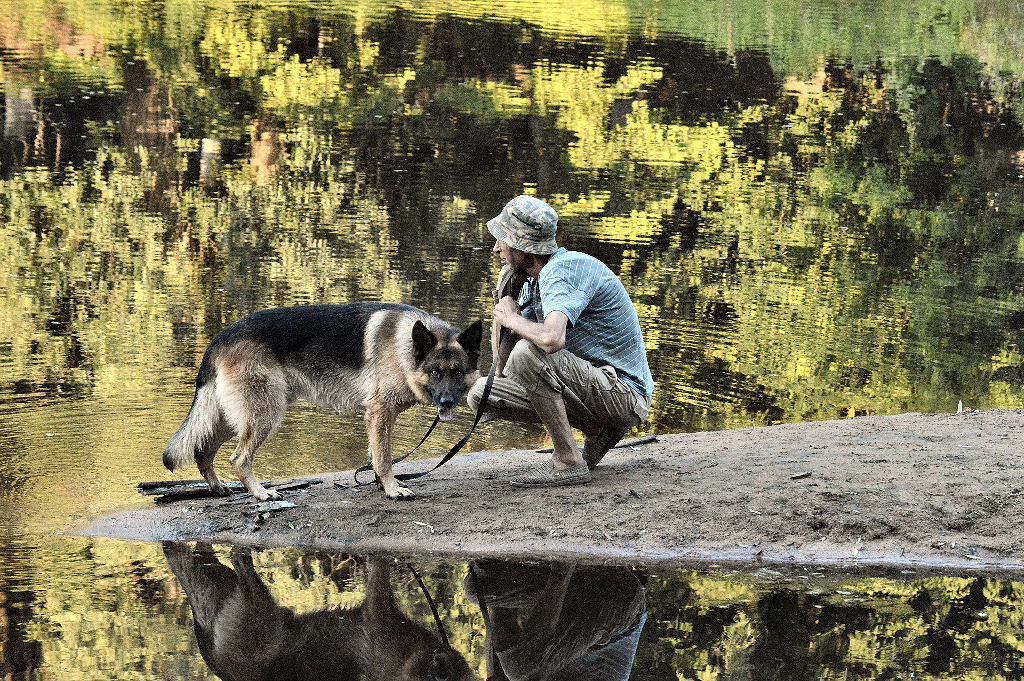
<box><xmin>163</xmin><ymin>543</ymin><xmax>475</xmax><ymax>681</ymax></box>
<box><xmin>163</xmin><ymin>303</ymin><xmax>482</xmax><ymax>500</ymax></box>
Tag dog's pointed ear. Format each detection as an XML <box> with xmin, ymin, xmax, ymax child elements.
<box><xmin>457</xmin><ymin>320</ymin><xmax>483</xmax><ymax>369</ymax></box>
<box><xmin>457</xmin><ymin>320</ymin><xmax>483</xmax><ymax>350</ymax></box>
<box><xmin>412</xmin><ymin>320</ymin><xmax>438</xmax><ymax>365</ymax></box>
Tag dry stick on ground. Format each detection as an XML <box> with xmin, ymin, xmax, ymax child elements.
<box><xmin>138</xmin><ymin>479</ymin><xmax>315</xmax><ymax>503</ymax></box>
<box><xmin>535</xmin><ymin>435</ymin><xmax>658</xmax><ymax>453</ymax></box>
<box><xmin>138</xmin><ymin>478</ymin><xmax>313</xmax><ymax>494</ymax></box>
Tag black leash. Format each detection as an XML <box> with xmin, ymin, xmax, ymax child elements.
<box><xmin>467</xmin><ymin>564</ymin><xmax>506</xmax><ymax>680</ymax></box>
<box><xmin>354</xmin><ymin>273</ymin><xmax>519</xmax><ymax>488</ymax></box>
<box><xmin>353</xmin><ymin>348</ymin><xmax>500</xmax><ymax>486</ymax></box>
<box><xmin>407</xmin><ymin>563</ymin><xmax>450</xmax><ymax>647</ymax></box>
<box><xmin>353</xmin><ymin>415</ymin><xmax>441</xmax><ymax>485</ymax></box>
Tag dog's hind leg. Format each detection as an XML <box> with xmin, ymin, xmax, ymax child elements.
<box><xmin>216</xmin><ymin>347</ymin><xmax>288</xmax><ymax>501</ymax></box>
<box><xmin>366</xmin><ymin>399</ymin><xmax>413</xmax><ymax>500</ymax></box>
<box><xmin>196</xmin><ymin>422</ymin><xmax>234</xmax><ymax>496</ymax></box>
<box><xmin>229</xmin><ymin>417</ymin><xmax>283</xmax><ymax>502</ymax></box>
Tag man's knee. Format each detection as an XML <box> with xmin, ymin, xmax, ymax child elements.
<box><xmin>466</xmin><ymin>376</ymin><xmax>488</xmax><ymax>411</ymax></box>
<box><xmin>505</xmin><ymin>339</ymin><xmax>565</xmax><ymax>397</ymax></box>
<box><xmin>504</xmin><ymin>339</ymin><xmax>545</xmax><ymax>382</ymax></box>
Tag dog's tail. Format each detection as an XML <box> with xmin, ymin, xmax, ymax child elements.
<box><xmin>163</xmin><ymin>351</ymin><xmax>221</xmax><ymax>471</ymax></box>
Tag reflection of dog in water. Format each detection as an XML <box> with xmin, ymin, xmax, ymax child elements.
<box><xmin>163</xmin><ymin>542</ymin><xmax>475</xmax><ymax>681</ymax></box>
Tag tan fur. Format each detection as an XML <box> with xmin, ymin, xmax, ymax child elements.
<box><xmin>210</xmin><ymin>340</ymin><xmax>290</xmax><ymax>501</ymax></box>
<box><xmin>369</xmin><ymin>310</ymin><xmax>437</xmax><ymax>405</ymax></box>
<box><xmin>359</xmin><ymin>310</ymin><xmax>459</xmax><ymax>498</ymax></box>
<box><xmin>163</xmin><ymin>543</ymin><xmax>476</xmax><ymax>681</ymax></box>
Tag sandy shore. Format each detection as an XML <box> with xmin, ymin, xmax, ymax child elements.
<box><xmin>80</xmin><ymin>409</ymin><xmax>1024</xmax><ymax>573</ymax></box>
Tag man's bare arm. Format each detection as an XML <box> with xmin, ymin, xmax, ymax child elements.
<box><xmin>493</xmin><ymin>296</ymin><xmax>568</xmax><ymax>355</ymax></box>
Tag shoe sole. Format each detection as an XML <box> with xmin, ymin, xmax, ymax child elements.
<box><xmin>509</xmin><ymin>472</ymin><xmax>591</xmax><ymax>487</ymax></box>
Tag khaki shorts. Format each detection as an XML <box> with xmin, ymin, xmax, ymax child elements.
<box><xmin>467</xmin><ymin>339</ymin><xmax>650</xmax><ymax>433</ymax></box>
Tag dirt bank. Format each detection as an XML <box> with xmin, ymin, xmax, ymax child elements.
<box><xmin>80</xmin><ymin>409</ymin><xmax>1024</xmax><ymax>573</ymax></box>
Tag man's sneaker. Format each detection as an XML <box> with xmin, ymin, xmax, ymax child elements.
<box><xmin>582</xmin><ymin>426</ymin><xmax>629</xmax><ymax>470</ymax></box>
<box><xmin>510</xmin><ymin>462</ymin><xmax>590</xmax><ymax>487</ymax></box>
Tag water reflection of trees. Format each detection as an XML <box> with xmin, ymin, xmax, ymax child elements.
<box><xmin>640</xmin><ymin>572</ymin><xmax>1024</xmax><ymax>680</ymax></box>
<box><xmin>2</xmin><ymin>3</ymin><xmax>1024</xmax><ymax>420</ymax></box>
<box><xmin>13</xmin><ymin>543</ymin><xmax>1024</xmax><ymax>680</ymax></box>
<box><xmin>4</xmin><ymin>4</ymin><xmax>1024</xmax><ymax>679</ymax></box>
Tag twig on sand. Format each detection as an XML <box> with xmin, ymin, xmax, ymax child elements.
<box><xmin>535</xmin><ymin>434</ymin><xmax>657</xmax><ymax>454</ymax></box>
<box><xmin>138</xmin><ymin>478</ymin><xmax>315</xmax><ymax>504</ymax></box>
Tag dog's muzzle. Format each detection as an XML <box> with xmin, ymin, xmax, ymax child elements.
<box><xmin>428</xmin><ymin>649</ymin><xmax>454</xmax><ymax>681</ymax></box>
<box><xmin>436</xmin><ymin>398</ymin><xmax>457</xmax><ymax>422</ymax></box>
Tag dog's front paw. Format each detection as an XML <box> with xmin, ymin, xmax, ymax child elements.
<box><xmin>383</xmin><ymin>482</ymin><xmax>415</xmax><ymax>501</ymax></box>
<box><xmin>251</xmin><ymin>487</ymin><xmax>282</xmax><ymax>502</ymax></box>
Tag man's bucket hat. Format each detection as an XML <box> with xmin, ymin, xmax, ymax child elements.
<box><xmin>487</xmin><ymin>195</ymin><xmax>559</xmax><ymax>255</ymax></box>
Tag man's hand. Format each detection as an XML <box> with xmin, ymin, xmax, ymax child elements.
<box><xmin>493</xmin><ymin>295</ymin><xmax>522</xmax><ymax>330</ymax></box>
<box><xmin>493</xmin><ymin>295</ymin><xmax>568</xmax><ymax>356</ymax></box>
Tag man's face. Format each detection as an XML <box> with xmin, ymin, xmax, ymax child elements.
<box><xmin>493</xmin><ymin>239</ymin><xmax>528</xmax><ymax>270</ymax></box>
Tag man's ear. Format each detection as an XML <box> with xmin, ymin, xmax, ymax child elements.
<box><xmin>412</xmin><ymin>320</ymin><xmax>438</xmax><ymax>365</ymax></box>
<box><xmin>457</xmin><ymin>320</ymin><xmax>483</xmax><ymax>369</ymax></box>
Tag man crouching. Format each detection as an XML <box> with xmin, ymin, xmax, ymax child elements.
<box><xmin>469</xmin><ymin>195</ymin><xmax>654</xmax><ymax>487</ymax></box>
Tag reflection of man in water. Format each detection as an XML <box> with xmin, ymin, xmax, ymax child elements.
<box><xmin>464</xmin><ymin>561</ymin><xmax>648</xmax><ymax>681</ymax></box>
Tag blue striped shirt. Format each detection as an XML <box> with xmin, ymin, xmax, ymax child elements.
<box><xmin>519</xmin><ymin>248</ymin><xmax>654</xmax><ymax>399</ymax></box>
